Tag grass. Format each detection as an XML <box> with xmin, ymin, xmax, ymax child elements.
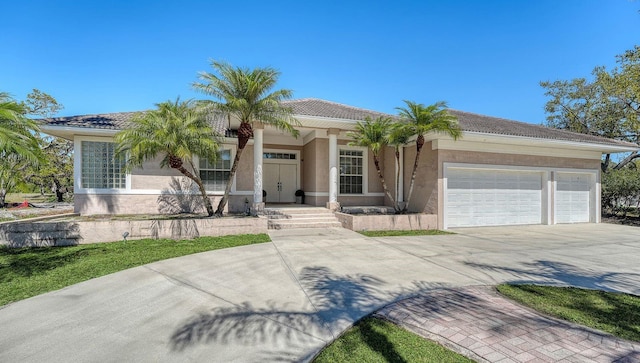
<box><xmin>359</xmin><ymin>229</ymin><xmax>453</xmax><ymax>237</ymax></box>
<box><xmin>313</xmin><ymin>317</ymin><xmax>474</xmax><ymax>363</ymax></box>
<box><xmin>0</xmin><ymin>234</ymin><xmax>270</xmax><ymax>307</ymax></box>
<box><xmin>497</xmin><ymin>284</ymin><xmax>640</xmax><ymax>341</ymax></box>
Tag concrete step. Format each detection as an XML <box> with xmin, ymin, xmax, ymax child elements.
<box><xmin>267</xmin><ymin>213</ymin><xmax>336</xmax><ymax>220</ymax></box>
<box><xmin>268</xmin><ymin>221</ymin><xmax>343</xmax><ymax>230</ymax></box>
<box><xmin>264</xmin><ymin>207</ymin><xmax>332</xmax><ymax>215</ymax></box>
<box><xmin>265</xmin><ymin>206</ymin><xmax>342</xmax><ymax>230</ymax></box>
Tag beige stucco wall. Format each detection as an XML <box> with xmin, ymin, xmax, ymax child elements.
<box><xmin>130</xmin><ymin>156</ymin><xmax>183</xmax><ymax>190</ymax></box>
<box><xmin>236</xmin><ymin>145</ymin><xmax>254</xmax><ymax>192</ymax></box>
<box><xmin>403</xmin><ymin>143</ymin><xmax>439</xmax><ymax>214</ymax></box>
<box><xmin>303</xmin><ymin>139</ymin><xmax>319</xmax><ymax>192</ymax></box>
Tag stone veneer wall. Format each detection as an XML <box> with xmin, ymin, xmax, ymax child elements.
<box><xmin>0</xmin><ymin>217</ymin><xmax>268</xmax><ymax>248</ymax></box>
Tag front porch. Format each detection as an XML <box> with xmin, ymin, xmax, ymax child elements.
<box><xmin>247</xmin><ymin>124</ymin><xmax>401</xmax><ymax>215</ymax></box>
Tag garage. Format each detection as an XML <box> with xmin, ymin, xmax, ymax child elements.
<box><xmin>555</xmin><ymin>172</ymin><xmax>592</xmax><ymax>223</ymax></box>
<box><xmin>445</xmin><ymin>168</ymin><xmax>544</xmax><ymax>228</ymax></box>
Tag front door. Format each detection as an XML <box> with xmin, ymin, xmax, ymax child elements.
<box><xmin>264</xmin><ymin>164</ymin><xmax>297</xmax><ymax>203</ymax></box>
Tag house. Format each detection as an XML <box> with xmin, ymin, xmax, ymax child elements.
<box><xmin>40</xmin><ymin>98</ymin><xmax>637</xmax><ymax>229</ymax></box>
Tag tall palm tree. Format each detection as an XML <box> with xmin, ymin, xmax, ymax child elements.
<box><xmin>348</xmin><ymin>116</ymin><xmax>401</xmax><ymax>212</ymax></box>
<box><xmin>0</xmin><ymin>92</ymin><xmax>41</xmax><ymax>163</ymax></box>
<box><xmin>115</xmin><ymin>98</ymin><xmax>221</xmax><ymax>217</ymax></box>
<box><xmin>396</xmin><ymin>100</ymin><xmax>462</xmax><ymax>212</ymax></box>
<box><xmin>193</xmin><ymin>60</ymin><xmax>300</xmax><ymax>215</ymax></box>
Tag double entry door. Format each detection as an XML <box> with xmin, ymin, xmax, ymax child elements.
<box><xmin>264</xmin><ymin>163</ymin><xmax>297</xmax><ymax>203</ymax></box>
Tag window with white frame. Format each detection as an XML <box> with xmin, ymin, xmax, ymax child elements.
<box><xmin>339</xmin><ymin>149</ymin><xmax>364</xmax><ymax>194</ymax></box>
<box><xmin>81</xmin><ymin>141</ymin><xmax>126</xmax><ymax>189</ymax></box>
<box><xmin>200</xmin><ymin>149</ymin><xmax>231</xmax><ymax>191</ymax></box>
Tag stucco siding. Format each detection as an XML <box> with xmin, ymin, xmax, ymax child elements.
<box><xmin>303</xmin><ymin>139</ymin><xmax>318</xmax><ymax>192</ymax></box>
<box><xmin>404</xmin><ymin>142</ymin><xmax>439</xmax><ymax>214</ymax></box>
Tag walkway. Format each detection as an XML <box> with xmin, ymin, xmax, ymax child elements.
<box><xmin>377</xmin><ymin>286</ymin><xmax>640</xmax><ymax>363</ymax></box>
<box><xmin>0</xmin><ymin>224</ymin><xmax>639</xmax><ymax>362</ymax></box>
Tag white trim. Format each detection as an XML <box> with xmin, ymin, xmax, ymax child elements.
<box><xmin>44</xmin><ymin>125</ymin><xmax>118</xmax><ymax>137</ymax></box>
<box><xmin>430</xmin><ymin>132</ymin><xmax>637</xmax><ymax>154</ymax></box>
<box><xmin>306</xmin><ymin>192</ymin><xmax>329</xmax><ymax>197</ymax></box>
<box><xmin>337</xmin><ymin>145</ymin><xmax>369</xmax><ymax>195</ymax></box>
<box><xmin>74</xmin><ymin>136</ymin><xmax>130</xmax><ymax>194</ymax></box>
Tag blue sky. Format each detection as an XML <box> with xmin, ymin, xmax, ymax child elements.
<box><xmin>2</xmin><ymin>0</ymin><xmax>638</xmax><ymax>125</ymax></box>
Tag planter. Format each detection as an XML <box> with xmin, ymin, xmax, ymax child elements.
<box><xmin>335</xmin><ymin>212</ymin><xmax>437</xmax><ymax>231</ymax></box>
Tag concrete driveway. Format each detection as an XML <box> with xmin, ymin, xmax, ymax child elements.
<box><xmin>0</xmin><ymin>223</ymin><xmax>639</xmax><ymax>362</ymax></box>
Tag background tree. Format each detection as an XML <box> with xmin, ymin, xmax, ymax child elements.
<box><xmin>24</xmin><ymin>138</ymin><xmax>74</xmax><ymax>202</ymax></box>
<box><xmin>193</xmin><ymin>60</ymin><xmax>299</xmax><ymax>215</ymax></box>
<box><xmin>348</xmin><ymin>116</ymin><xmax>401</xmax><ymax>212</ymax></box>
<box><xmin>602</xmin><ymin>162</ymin><xmax>640</xmax><ymax>217</ymax></box>
<box><xmin>541</xmin><ymin>46</ymin><xmax>640</xmax><ymax>170</ymax></box>
<box><xmin>23</xmin><ymin>89</ymin><xmax>72</xmax><ymax>202</ymax></box>
<box><xmin>115</xmin><ymin>98</ymin><xmax>221</xmax><ymax>216</ymax></box>
<box><xmin>396</xmin><ymin>100</ymin><xmax>462</xmax><ymax>212</ymax></box>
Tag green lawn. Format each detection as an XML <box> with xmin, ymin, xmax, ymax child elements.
<box><xmin>359</xmin><ymin>230</ymin><xmax>453</xmax><ymax>237</ymax></box>
<box><xmin>0</xmin><ymin>234</ymin><xmax>270</xmax><ymax>306</ymax></box>
<box><xmin>497</xmin><ymin>284</ymin><xmax>640</xmax><ymax>341</ymax></box>
<box><xmin>313</xmin><ymin>317</ymin><xmax>474</xmax><ymax>363</ymax></box>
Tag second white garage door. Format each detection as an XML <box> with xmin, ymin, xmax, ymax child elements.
<box><xmin>555</xmin><ymin>173</ymin><xmax>591</xmax><ymax>223</ymax></box>
<box><xmin>446</xmin><ymin>168</ymin><xmax>543</xmax><ymax>228</ymax></box>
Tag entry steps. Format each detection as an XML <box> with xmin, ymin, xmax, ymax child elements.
<box><xmin>264</xmin><ymin>206</ymin><xmax>342</xmax><ymax>230</ymax></box>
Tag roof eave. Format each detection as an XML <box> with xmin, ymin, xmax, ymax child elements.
<box><xmin>428</xmin><ymin>131</ymin><xmax>639</xmax><ymax>153</ymax></box>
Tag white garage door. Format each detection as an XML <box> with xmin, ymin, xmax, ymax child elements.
<box><xmin>446</xmin><ymin>168</ymin><xmax>543</xmax><ymax>228</ymax></box>
<box><xmin>555</xmin><ymin>173</ymin><xmax>591</xmax><ymax>223</ymax></box>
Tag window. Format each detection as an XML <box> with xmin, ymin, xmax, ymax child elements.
<box><xmin>200</xmin><ymin>149</ymin><xmax>231</xmax><ymax>191</ymax></box>
<box><xmin>340</xmin><ymin>149</ymin><xmax>363</xmax><ymax>194</ymax></box>
<box><xmin>263</xmin><ymin>152</ymin><xmax>296</xmax><ymax>160</ymax></box>
<box><xmin>81</xmin><ymin>141</ymin><xmax>126</xmax><ymax>189</ymax></box>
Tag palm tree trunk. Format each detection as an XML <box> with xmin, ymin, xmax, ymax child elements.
<box><xmin>403</xmin><ymin>137</ymin><xmax>424</xmax><ymax>213</ymax></box>
<box><xmin>215</xmin><ymin>144</ymin><xmax>245</xmax><ymax>216</ymax></box>
<box><xmin>174</xmin><ymin>165</ymin><xmax>214</xmax><ymax>217</ymax></box>
<box><xmin>373</xmin><ymin>155</ymin><xmax>396</xmax><ymax>212</ymax></box>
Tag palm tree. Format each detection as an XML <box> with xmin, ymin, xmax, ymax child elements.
<box><xmin>193</xmin><ymin>60</ymin><xmax>299</xmax><ymax>215</ymax></box>
<box><xmin>115</xmin><ymin>98</ymin><xmax>221</xmax><ymax>217</ymax></box>
<box><xmin>396</xmin><ymin>101</ymin><xmax>462</xmax><ymax>212</ymax></box>
<box><xmin>0</xmin><ymin>92</ymin><xmax>42</xmax><ymax>207</ymax></box>
<box><xmin>0</xmin><ymin>92</ymin><xmax>41</xmax><ymax>163</ymax></box>
<box><xmin>348</xmin><ymin>116</ymin><xmax>401</xmax><ymax>212</ymax></box>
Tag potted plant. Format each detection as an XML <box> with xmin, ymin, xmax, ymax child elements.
<box><xmin>295</xmin><ymin>189</ymin><xmax>305</xmax><ymax>204</ymax></box>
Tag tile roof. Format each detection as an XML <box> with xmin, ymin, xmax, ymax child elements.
<box><xmin>281</xmin><ymin>98</ymin><xmax>390</xmax><ymax>121</ymax></box>
<box><xmin>449</xmin><ymin>109</ymin><xmax>637</xmax><ymax>148</ymax></box>
<box><xmin>40</xmin><ymin>111</ymin><xmax>229</xmax><ymax>135</ymax></box>
<box><xmin>40</xmin><ymin>98</ymin><xmax>637</xmax><ymax>148</ymax></box>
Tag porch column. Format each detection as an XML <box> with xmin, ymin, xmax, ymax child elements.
<box><xmin>327</xmin><ymin>128</ymin><xmax>340</xmax><ymax>210</ymax></box>
<box><xmin>253</xmin><ymin>124</ymin><xmax>264</xmax><ymax>215</ymax></box>
<box><xmin>397</xmin><ymin>146</ymin><xmax>404</xmax><ymax>204</ymax></box>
